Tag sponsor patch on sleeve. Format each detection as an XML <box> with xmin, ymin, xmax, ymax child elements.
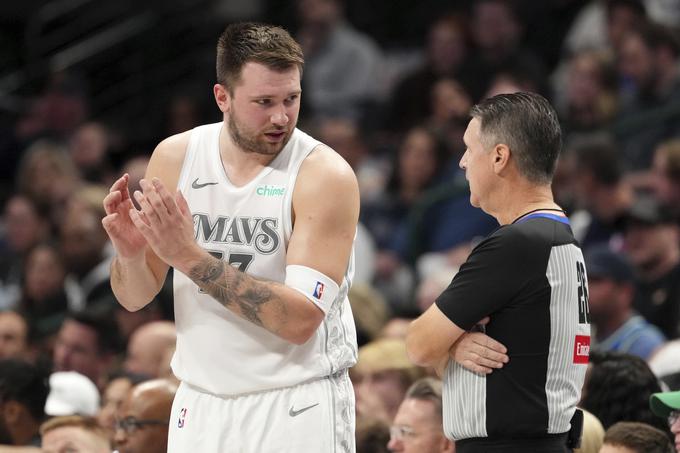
<box><xmin>573</xmin><ymin>335</ymin><xmax>590</xmax><ymax>364</ymax></box>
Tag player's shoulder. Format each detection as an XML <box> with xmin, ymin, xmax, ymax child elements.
<box><xmin>294</xmin><ymin>142</ymin><xmax>359</xmax><ymax>208</ymax></box>
<box><xmin>300</xmin><ymin>142</ymin><xmax>356</xmax><ymax>186</ymax></box>
<box><xmin>145</xmin><ymin>130</ymin><xmax>193</xmax><ymax>184</ymax></box>
<box><xmin>152</xmin><ymin>130</ymin><xmax>192</xmax><ymax>164</ymax></box>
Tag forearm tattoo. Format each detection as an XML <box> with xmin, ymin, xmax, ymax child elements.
<box><xmin>188</xmin><ymin>256</ymin><xmax>288</xmax><ymax>332</ymax></box>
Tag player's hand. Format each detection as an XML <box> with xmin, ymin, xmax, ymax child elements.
<box><xmin>102</xmin><ymin>174</ymin><xmax>148</xmax><ymax>260</ymax></box>
<box><xmin>129</xmin><ymin>177</ymin><xmax>199</xmax><ymax>269</ymax></box>
<box><xmin>450</xmin><ymin>329</ymin><xmax>508</xmax><ymax>375</ymax></box>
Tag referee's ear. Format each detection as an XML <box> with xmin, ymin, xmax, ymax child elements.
<box><xmin>492</xmin><ymin>143</ymin><xmax>511</xmax><ymax>175</ymax></box>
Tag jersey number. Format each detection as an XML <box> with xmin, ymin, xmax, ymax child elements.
<box><xmin>207</xmin><ymin>251</ymin><xmax>254</xmax><ymax>272</ymax></box>
<box><xmin>576</xmin><ymin>261</ymin><xmax>590</xmax><ymax>324</ymax></box>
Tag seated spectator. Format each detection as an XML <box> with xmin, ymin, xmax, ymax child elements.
<box><xmin>0</xmin><ymin>359</ymin><xmax>49</xmax><ymax>447</ymax></box>
<box><xmin>124</xmin><ymin>321</ymin><xmax>176</xmax><ymax>379</ymax></box>
<box><xmin>41</xmin><ymin>415</ymin><xmax>111</xmax><ymax>453</ymax></box>
<box><xmin>600</xmin><ymin>421</ymin><xmax>673</xmax><ymax>453</ymax></box>
<box><xmin>387</xmin><ymin>377</ymin><xmax>454</xmax><ymax>453</ymax></box>
<box><xmin>19</xmin><ymin>242</ymin><xmax>69</xmax><ymax>340</ymax></box>
<box><xmin>651</xmin><ymin>139</ymin><xmax>680</xmax><ymax>221</ymax></box>
<box><xmin>0</xmin><ymin>311</ymin><xmax>30</xmax><ymax>360</ymax></box>
<box><xmin>295</xmin><ymin>0</ymin><xmax>383</xmax><ymax>121</ymax></box>
<box><xmin>575</xmin><ymin>409</ymin><xmax>605</xmax><ymax>453</ymax></box>
<box><xmin>60</xmin><ymin>188</ymin><xmax>116</xmax><ymax>314</ymax></box>
<box><xmin>581</xmin><ymin>350</ymin><xmax>666</xmax><ymax>432</ymax></box>
<box><xmin>97</xmin><ymin>372</ymin><xmax>145</xmax><ymax>443</ymax></box>
<box><xmin>624</xmin><ymin>194</ymin><xmax>680</xmax><ymax>339</ymax></box>
<box><xmin>44</xmin><ymin>371</ymin><xmax>100</xmax><ymax>417</ymax></box>
<box><xmin>569</xmin><ymin>139</ymin><xmax>632</xmax><ymax>248</ymax></box>
<box><xmin>650</xmin><ymin>390</ymin><xmax>680</xmax><ymax>452</ymax></box>
<box><xmin>559</xmin><ymin>50</ymin><xmax>619</xmax><ymax>135</ymax></box>
<box><xmin>615</xmin><ymin>21</ymin><xmax>680</xmax><ymax>170</ymax></box>
<box><xmin>15</xmin><ymin>140</ymin><xmax>81</xmax><ymax>227</ymax></box>
<box><xmin>356</xmin><ymin>416</ymin><xmax>390</xmax><ymax>453</ymax></box>
<box><xmin>0</xmin><ymin>194</ymin><xmax>50</xmax><ymax>310</ymax></box>
<box><xmin>349</xmin><ymin>285</ymin><xmax>390</xmax><ymax>347</ymax></box>
<box><xmin>53</xmin><ymin>311</ymin><xmax>121</xmax><ymax>390</ymax></box>
<box><xmin>114</xmin><ymin>379</ymin><xmax>177</xmax><ymax>453</ymax></box>
<box><xmin>351</xmin><ymin>338</ymin><xmax>426</xmax><ymax>424</ymax></box>
<box><xmin>585</xmin><ymin>245</ymin><xmax>666</xmax><ymax>359</ymax></box>
<box><xmin>68</xmin><ymin>122</ymin><xmax>115</xmax><ymax>185</ymax></box>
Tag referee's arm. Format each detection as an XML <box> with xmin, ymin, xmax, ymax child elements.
<box><xmin>406</xmin><ymin>304</ymin><xmax>466</xmax><ymax>368</ymax></box>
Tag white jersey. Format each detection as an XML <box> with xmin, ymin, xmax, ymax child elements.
<box><xmin>171</xmin><ymin>123</ymin><xmax>358</xmax><ymax>396</ymax></box>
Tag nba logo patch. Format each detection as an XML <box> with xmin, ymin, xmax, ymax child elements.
<box><xmin>573</xmin><ymin>335</ymin><xmax>590</xmax><ymax>364</ymax></box>
<box><xmin>178</xmin><ymin>407</ymin><xmax>187</xmax><ymax>428</ymax></box>
<box><xmin>313</xmin><ymin>281</ymin><xmax>325</xmax><ymax>299</ymax></box>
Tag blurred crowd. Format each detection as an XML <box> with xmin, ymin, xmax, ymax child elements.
<box><xmin>1</xmin><ymin>0</ymin><xmax>680</xmax><ymax>451</ymax></box>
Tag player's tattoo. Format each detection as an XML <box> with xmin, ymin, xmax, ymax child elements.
<box><xmin>188</xmin><ymin>256</ymin><xmax>287</xmax><ymax>331</ymax></box>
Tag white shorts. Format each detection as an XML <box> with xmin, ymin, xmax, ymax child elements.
<box><xmin>167</xmin><ymin>370</ymin><xmax>355</xmax><ymax>453</ymax></box>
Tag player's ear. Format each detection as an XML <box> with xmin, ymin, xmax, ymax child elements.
<box><xmin>213</xmin><ymin>84</ymin><xmax>230</xmax><ymax>113</ymax></box>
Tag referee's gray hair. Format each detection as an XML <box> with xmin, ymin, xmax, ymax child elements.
<box><xmin>470</xmin><ymin>92</ymin><xmax>562</xmax><ymax>185</ymax></box>
<box><xmin>405</xmin><ymin>377</ymin><xmax>443</xmax><ymax>421</ymax></box>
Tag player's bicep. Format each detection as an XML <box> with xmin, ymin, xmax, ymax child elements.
<box><xmin>286</xmin><ymin>147</ymin><xmax>360</xmax><ymax>285</ymax></box>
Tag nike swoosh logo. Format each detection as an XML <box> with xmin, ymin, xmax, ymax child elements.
<box><xmin>191</xmin><ymin>178</ymin><xmax>219</xmax><ymax>189</ymax></box>
<box><xmin>288</xmin><ymin>403</ymin><xmax>319</xmax><ymax>417</ymax></box>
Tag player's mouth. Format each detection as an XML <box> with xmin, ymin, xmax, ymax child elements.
<box><xmin>264</xmin><ymin>131</ymin><xmax>287</xmax><ymax>142</ymax></box>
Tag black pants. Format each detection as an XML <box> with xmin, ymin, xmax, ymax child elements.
<box><xmin>456</xmin><ymin>434</ymin><xmax>571</xmax><ymax>453</ymax></box>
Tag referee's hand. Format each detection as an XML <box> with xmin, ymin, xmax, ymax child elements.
<box><xmin>449</xmin><ymin>329</ymin><xmax>509</xmax><ymax>375</ymax></box>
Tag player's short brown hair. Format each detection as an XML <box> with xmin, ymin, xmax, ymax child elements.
<box><xmin>216</xmin><ymin>22</ymin><xmax>304</xmax><ymax>93</ymax></box>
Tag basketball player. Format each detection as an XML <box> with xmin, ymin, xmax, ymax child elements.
<box><xmin>102</xmin><ymin>23</ymin><xmax>359</xmax><ymax>452</ymax></box>
<box><xmin>407</xmin><ymin>92</ymin><xmax>591</xmax><ymax>452</ymax></box>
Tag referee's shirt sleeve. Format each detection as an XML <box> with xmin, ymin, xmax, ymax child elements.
<box><xmin>435</xmin><ymin>228</ymin><xmax>531</xmax><ymax>331</ymax></box>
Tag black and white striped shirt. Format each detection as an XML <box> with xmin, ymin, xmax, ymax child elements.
<box><xmin>435</xmin><ymin>214</ymin><xmax>590</xmax><ymax>447</ymax></box>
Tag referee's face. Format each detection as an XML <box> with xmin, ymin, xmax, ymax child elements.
<box><xmin>460</xmin><ymin>118</ymin><xmax>493</xmax><ymax>209</ymax></box>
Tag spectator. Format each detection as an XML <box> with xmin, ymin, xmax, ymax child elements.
<box><xmin>570</xmin><ymin>139</ymin><xmax>632</xmax><ymax>248</ymax></box>
<box><xmin>615</xmin><ymin>21</ymin><xmax>680</xmax><ymax>169</ymax></box>
<box><xmin>15</xmin><ymin>140</ymin><xmax>81</xmax><ymax>225</ymax></box>
<box><xmin>0</xmin><ymin>311</ymin><xmax>30</xmax><ymax>360</ymax></box>
<box><xmin>465</xmin><ymin>0</ymin><xmax>546</xmax><ymax>100</ymax></box>
<box><xmin>581</xmin><ymin>350</ymin><xmax>667</xmax><ymax>432</ymax></box>
<box><xmin>356</xmin><ymin>416</ymin><xmax>391</xmax><ymax>453</ymax></box>
<box><xmin>351</xmin><ymin>338</ymin><xmax>426</xmax><ymax>424</ymax></box>
<box><xmin>650</xmin><ymin>140</ymin><xmax>680</xmax><ymax>221</ymax></box>
<box><xmin>0</xmin><ymin>195</ymin><xmax>50</xmax><ymax>310</ymax></box>
<box><xmin>68</xmin><ymin>122</ymin><xmax>115</xmax><ymax>185</ymax></box>
<box><xmin>295</xmin><ymin>0</ymin><xmax>383</xmax><ymax>120</ymax></box>
<box><xmin>624</xmin><ymin>194</ymin><xmax>680</xmax><ymax>339</ymax></box>
<box><xmin>52</xmin><ymin>311</ymin><xmax>120</xmax><ymax>389</ymax></box>
<box><xmin>560</xmin><ymin>50</ymin><xmax>619</xmax><ymax>135</ymax></box>
<box><xmin>0</xmin><ymin>359</ymin><xmax>49</xmax><ymax>447</ymax></box>
<box><xmin>60</xmin><ymin>189</ymin><xmax>115</xmax><ymax>314</ymax></box>
<box><xmin>575</xmin><ymin>409</ymin><xmax>606</xmax><ymax>453</ymax></box>
<box><xmin>585</xmin><ymin>245</ymin><xmax>665</xmax><ymax>359</ymax></box>
<box><xmin>44</xmin><ymin>371</ymin><xmax>100</xmax><ymax>417</ymax></box>
<box><xmin>41</xmin><ymin>415</ymin><xmax>111</xmax><ymax>453</ymax></box>
<box><xmin>650</xmin><ymin>390</ymin><xmax>680</xmax><ymax>452</ymax></box>
<box><xmin>600</xmin><ymin>421</ymin><xmax>674</xmax><ymax>453</ymax></box>
<box><xmin>124</xmin><ymin>321</ymin><xmax>176</xmax><ymax>379</ymax></box>
<box><xmin>114</xmin><ymin>379</ymin><xmax>177</xmax><ymax>453</ymax></box>
<box><xmin>387</xmin><ymin>377</ymin><xmax>454</xmax><ymax>453</ymax></box>
<box><xmin>386</xmin><ymin>14</ymin><xmax>470</xmax><ymax>131</ymax></box>
<box><xmin>19</xmin><ymin>242</ymin><xmax>69</xmax><ymax>340</ymax></box>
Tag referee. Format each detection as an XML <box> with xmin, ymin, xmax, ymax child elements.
<box><xmin>406</xmin><ymin>92</ymin><xmax>591</xmax><ymax>453</ymax></box>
